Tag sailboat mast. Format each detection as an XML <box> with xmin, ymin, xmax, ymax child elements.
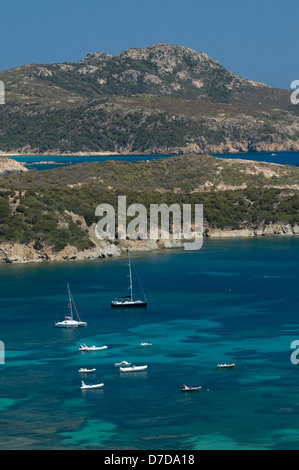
<box><xmin>128</xmin><ymin>250</ymin><xmax>133</xmax><ymax>302</ymax></box>
<box><xmin>67</xmin><ymin>283</ymin><xmax>73</xmax><ymax>319</ymax></box>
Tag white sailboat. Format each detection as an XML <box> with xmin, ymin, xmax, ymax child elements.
<box><xmin>111</xmin><ymin>249</ymin><xmax>147</xmax><ymax>308</ymax></box>
<box><xmin>55</xmin><ymin>283</ymin><xmax>87</xmax><ymax>328</ymax></box>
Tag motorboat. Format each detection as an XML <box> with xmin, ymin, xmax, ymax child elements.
<box><xmin>78</xmin><ymin>368</ymin><xmax>96</xmax><ymax>373</ymax></box>
<box><xmin>80</xmin><ymin>381</ymin><xmax>104</xmax><ymax>390</ymax></box>
<box><xmin>55</xmin><ymin>283</ymin><xmax>87</xmax><ymax>328</ymax></box>
<box><xmin>119</xmin><ymin>365</ymin><xmax>148</xmax><ymax>372</ymax></box>
<box><xmin>140</xmin><ymin>342</ymin><xmax>152</xmax><ymax>346</ymax></box>
<box><xmin>111</xmin><ymin>250</ymin><xmax>147</xmax><ymax>308</ymax></box>
<box><xmin>79</xmin><ymin>344</ymin><xmax>108</xmax><ymax>351</ymax></box>
<box><xmin>217</xmin><ymin>363</ymin><xmax>235</xmax><ymax>368</ymax></box>
<box><xmin>181</xmin><ymin>385</ymin><xmax>202</xmax><ymax>391</ymax></box>
<box><xmin>114</xmin><ymin>361</ymin><xmax>131</xmax><ymax>367</ymax></box>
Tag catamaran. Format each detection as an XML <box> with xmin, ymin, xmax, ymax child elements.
<box><xmin>55</xmin><ymin>283</ymin><xmax>87</xmax><ymax>328</ymax></box>
<box><xmin>111</xmin><ymin>249</ymin><xmax>147</xmax><ymax>308</ymax></box>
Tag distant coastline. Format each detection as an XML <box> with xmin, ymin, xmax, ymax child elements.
<box><xmin>1</xmin><ymin>149</ymin><xmax>299</xmax><ymax>158</ymax></box>
<box><xmin>0</xmin><ymin>151</ymin><xmax>121</xmax><ymax>157</ymax></box>
<box><xmin>1</xmin><ymin>150</ymin><xmax>299</xmax><ymax>173</ymax></box>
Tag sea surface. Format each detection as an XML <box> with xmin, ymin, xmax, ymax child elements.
<box><xmin>10</xmin><ymin>150</ymin><xmax>299</xmax><ymax>170</ymax></box>
<box><xmin>12</xmin><ymin>154</ymin><xmax>169</xmax><ymax>171</ymax></box>
<box><xmin>0</xmin><ymin>237</ymin><xmax>299</xmax><ymax>450</ymax></box>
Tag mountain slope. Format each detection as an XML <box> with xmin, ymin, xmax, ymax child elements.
<box><xmin>0</xmin><ymin>42</ymin><xmax>298</xmax><ymax>155</ymax></box>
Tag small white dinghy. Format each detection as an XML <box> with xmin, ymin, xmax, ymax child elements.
<box><xmin>78</xmin><ymin>368</ymin><xmax>96</xmax><ymax>373</ymax></box>
<box><xmin>114</xmin><ymin>361</ymin><xmax>131</xmax><ymax>367</ymax></box>
<box><xmin>217</xmin><ymin>363</ymin><xmax>235</xmax><ymax>368</ymax></box>
<box><xmin>181</xmin><ymin>384</ymin><xmax>202</xmax><ymax>392</ymax></box>
<box><xmin>80</xmin><ymin>381</ymin><xmax>104</xmax><ymax>390</ymax></box>
<box><xmin>119</xmin><ymin>365</ymin><xmax>148</xmax><ymax>372</ymax></box>
<box><xmin>79</xmin><ymin>344</ymin><xmax>108</xmax><ymax>351</ymax></box>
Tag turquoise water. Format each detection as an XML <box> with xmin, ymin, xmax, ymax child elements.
<box><xmin>10</xmin><ymin>151</ymin><xmax>299</xmax><ymax>171</ymax></box>
<box><xmin>0</xmin><ymin>237</ymin><xmax>299</xmax><ymax>450</ymax></box>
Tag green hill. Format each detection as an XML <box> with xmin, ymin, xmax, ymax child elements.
<box><xmin>0</xmin><ymin>154</ymin><xmax>297</xmax><ymax>260</ymax></box>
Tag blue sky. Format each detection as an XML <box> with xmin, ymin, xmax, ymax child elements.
<box><xmin>0</xmin><ymin>0</ymin><xmax>297</xmax><ymax>89</ymax></box>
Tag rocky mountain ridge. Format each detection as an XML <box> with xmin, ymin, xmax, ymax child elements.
<box><xmin>0</xmin><ymin>42</ymin><xmax>298</xmax><ymax>155</ymax></box>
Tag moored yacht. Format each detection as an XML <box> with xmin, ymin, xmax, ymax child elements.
<box><xmin>111</xmin><ymin>250</ymin><xmax>147</xmax><ymax>308</ymax></box>
<box><xmin>55</xmin><ymin>283</ymin><xmax>87</xmax><ymax>328</ymax></box>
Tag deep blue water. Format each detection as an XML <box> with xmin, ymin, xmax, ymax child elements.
<box><xmin>10</xmin><ymin>150</ymin><xmax>299</xmax><ymax>170</ymax></box>
<box><xmin>213</xmin><ymin>151</ymin><xmax>299</xmax><ymax>167</ymax></box>
<box><xmin>11</xmin><ymin>154</ymin><xmax>170</xmax><ymax>171</ymax></box>
<box><xmin>0</xmin><ymin>237</ymin><xmax>299</xmax><ymax>450</ymax></box>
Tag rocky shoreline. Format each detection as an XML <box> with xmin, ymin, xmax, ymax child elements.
<box><xmin>0</xmin><ymin>157</ymin><xmax>28</xmax><ymax>174</ymax></box>
<box><xmin>1</xmin><ymin>141</ymin><xmax>299</xmax><ymax>157</ymax></box>
<box><xmin>0</xmin><ymin>151</ymin><xmax>121</xmax><ymax>158</ymax></box>
<box><xmin>0</xmin><ymin>222</ymin><xmax>297</xmax><ymax>265</ymax></box>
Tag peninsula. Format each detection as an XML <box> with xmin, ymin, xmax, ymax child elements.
<box><xmin>0</xmin><ymin>153</ymin><xmax>297</xmax><ymax>264</ymax></box>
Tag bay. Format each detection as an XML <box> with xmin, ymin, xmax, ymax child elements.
<box><xmin>0</xmin><ymin>237</ymin><xmax>298</xmax><ymax>450</ymax></box>
<box><xmin>11</xmin><ymin>154</ymin><xmax>170</xmax><ymax>171</ymax></box>
<box><xmin>10</xmin><ymin>150</ymin><xmax>299</xmax><ymax>171</ymax></box>
<box><xmin>213</xmin><ymin>150</ymin><xmax>299</xmax><ymax>167</ymax></box>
